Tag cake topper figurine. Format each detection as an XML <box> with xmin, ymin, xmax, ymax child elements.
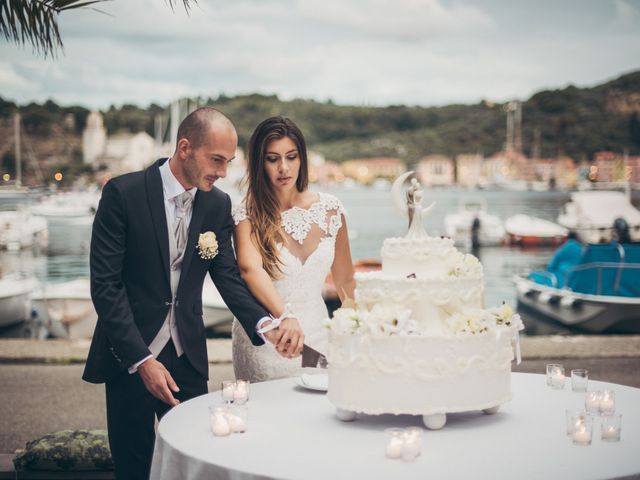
<box><xmin>391</xmin><ymin>171</ymin><xmax>435</xmax><ymax>238</ymax></box>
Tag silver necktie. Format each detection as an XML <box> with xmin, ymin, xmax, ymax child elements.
<box><xmin>172</xmin><ymin>191</ymin><xmax>193</xmax><ymax>268</ymax></box>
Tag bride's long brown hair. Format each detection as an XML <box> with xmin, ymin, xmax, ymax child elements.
<box><xmin>244</xmin><ymin>116</ymin><xmax>309</xmax><ymax>279</ymax></box>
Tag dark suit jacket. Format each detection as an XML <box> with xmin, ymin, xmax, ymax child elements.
<box><xmin>83</xmin><ymin>158</ymin><xmax>268</xmax><ymax>384</ymax></box>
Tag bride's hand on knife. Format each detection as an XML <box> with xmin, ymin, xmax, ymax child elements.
<box><xmin>264</xmin><ymin>317</ymin><xmax>305</xmax><ymax>359</ymax></box>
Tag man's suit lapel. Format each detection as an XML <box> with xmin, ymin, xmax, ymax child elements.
<box><xmin>145</xmin><ymin>160</ymin><xmax>171</xmax><ymax>288</ymax></box>
<box><xmin>178</xmin><ymin>189</ymin><xmax>206</xmax><ymax>290</ymax></box>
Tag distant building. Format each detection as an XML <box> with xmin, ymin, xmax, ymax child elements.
<box><xmin>456</xmin><ymin>154</ymin><xmax>483</xmax><ymax>187</ymax></box>
<box><xmin>593</xmin><ymin>151</ymin><xmax>622</xmax><ymax>183</ymax></box>
<box><xmin>82</xmin><ymin>112</ymin><xmax>158</xmax><ymax>174</ymax></box>
<box><xmin>628</xmin><ymin>156</ymin><xmax>640</xmax><ymax>185</ymax></box>
<box><xmin>341</xmin><ymin>157</ymin><xmax>405</xmax><ymax>184</ymax></box>
<box><xmin>82</xmin><ymin>111</ymin><xmax>107</xmax><ymax>166</ymax></box>
<box><xmin>417</xmin><ymin>155</ymin><xmax>454</xmax><ymax>186</ymax></box>
<box><xmin>484</xmin><ymin>150</ymin><xmax>528</xmax><ymax>184</ymax></box>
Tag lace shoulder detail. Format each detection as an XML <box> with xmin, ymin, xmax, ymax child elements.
<box><xmin>231</xmin><ymin>204</ymin><xmax>248</xmax><ymax>226</ymax></box>
<box><xmin>318</xmin><ymin>192</ymin><xmax>346</xmax><ymax>238</ymax></box>
<box><xmin>318</xmin><ymin>192</ymin><xmax>347</xmax><ymax>218</ymax></box>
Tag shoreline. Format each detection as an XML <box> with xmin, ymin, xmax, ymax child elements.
<box><xmin>1</xmin><ymin>335</ymin><xmax>639</xmax><ymax>364</ymax></box>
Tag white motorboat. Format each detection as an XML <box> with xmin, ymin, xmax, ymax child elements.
<box><xmin>202</xmin><ymin>277</ymin><xmax>234</xmax><ymax>332</ymax></box>
<box><xmin>31</xmin><ymin>278</ymin><xmax>97</xmax><ymax>339</ymax></box>
<box><xmin>31</xmin><ymin>277</ymin><xmax>233</xmax><ymax>338</ymax></box>
<box><xmin>30</xmin><ymin>191</ymin><xmax>98</xmax><ymax>225</ymax></box>
<box><xmin>505</xmin><ymin>214</ymin><xmax>568</xmax><ymax>247</ymax></box>
<box><xmin>557</xmin><ymin>191</ymin><xmax>640</xmax><ymax>243</ymax></box>
<box><xmin>444</xmin><ymin>198</ymin><xmax>505</xmax><ymax>246</ymax></box>
<box><xmin>0</xmin><ymin>274</ymin><xmax>39</xmax><ymax>328</ymax></box>
<box><xmin>0</xmin><ymin>210</ymin><xmax>48</xmax><ymax>251</ymax></box>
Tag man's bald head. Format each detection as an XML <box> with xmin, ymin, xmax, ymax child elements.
<box><xmin>176</xmin><ymin>107</ymin><xmax>236</xmax><ymax>151</ymax></box>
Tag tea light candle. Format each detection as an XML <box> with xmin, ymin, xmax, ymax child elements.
<box><xmin>211</xmin><ymin>413</ymin><xmax>231</xmax><ymax>436</ymax></box>
<box><xmin>599</xmin><ymin>390</ymin><xmax>615</xmax><ymax>415</ymax></box>
<box><xmin>228</xmin><ymin>413</ymin><xmax>247</xmax><ymax>433</ymax></box>
<box><xmin>402</xmin><ymin>437</ymin><xmax>421</xmax><ymax>461</ymax></box>
<box><xmin>602</xmin><ymin>426</ymin><xmax>619</xmax><ymax>440</ymax></box>
<box><xmin>222</xmin><ymin>383</ymin><xmax>236</xmax><ymax>402</ymax></box>
<box><xmin>551</xmin><ymin>371</ymin><xmax>565</xmax><ymax>388</ymax></box>
<box><xmin>585</xmin><ymin>392</ymin><xmax>601</xmax><ymax>413</ymax></box>
<box><xmin>386</xmin><ymin>437</ymin><xmax>403</xmax><ymax>459</ymax></box>
<box><xmin>572</xmin><ymin>427</ymin><xmax>591</xmax><ymax>445</ymax></box>
<box><xmin>234</xmin><ymin>381</ymin><xmax>249</xmax><ymax>404</ymax></box>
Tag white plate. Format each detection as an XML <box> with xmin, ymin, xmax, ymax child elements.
<box><xmin>296</xmin><ymin>374</ymin><xmax>328</xmax><ymax>392</ymax></box>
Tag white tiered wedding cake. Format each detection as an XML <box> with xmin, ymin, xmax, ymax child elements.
<box><xmin>324</xmin><ymin>173</ymin><xmax>523</xmax><ymax>429</ymax></box>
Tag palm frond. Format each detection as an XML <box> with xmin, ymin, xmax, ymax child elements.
<box><xmin>0</xmin><ymin>0</ymin><xmax>108</xmax><ymax>56</ymax></box>
<box><xmin>166</xmin><ymin>0</ymin><xmax>197</xmax><ymax>13</ymax></box>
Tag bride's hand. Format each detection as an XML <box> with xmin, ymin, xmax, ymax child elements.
<box><xmin>264</xmin><ymin>317</ymin><xmax>305</xmax><ymax>359</ymax></box>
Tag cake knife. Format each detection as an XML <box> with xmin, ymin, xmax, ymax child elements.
<box><xmin>301</xmin><ymin>344</ymin><xmax>328</xmax><ymax>369</ymax></box>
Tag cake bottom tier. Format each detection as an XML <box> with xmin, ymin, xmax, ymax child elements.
<box><xmin>327</xmin><ymin>332</ymin><xmax>515</xmax><ymax>416</ymax></box>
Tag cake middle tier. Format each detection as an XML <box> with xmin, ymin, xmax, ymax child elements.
<box><xmin>355</xmin><ymin>271</ymin><xmax>484</xmax><ymax>335</ymax></box>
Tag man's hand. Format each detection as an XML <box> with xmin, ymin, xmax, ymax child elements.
<box><xmin>264</xmin><ymin>317</ymin><xmax>304</xmax><ymax>359</ymax></box>
<box><xmin>137</xmin><ymin>358</ymin><xmax>180</xmax><ymax>406</ymax></box>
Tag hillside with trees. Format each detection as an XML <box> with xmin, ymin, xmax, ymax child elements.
<box><xmin>1</xmin><ymin>70</ymin><xmax>639</xmax><ymax>176</ymax></box>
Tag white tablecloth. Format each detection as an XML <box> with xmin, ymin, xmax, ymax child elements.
<box><xmin>150</xmin><ymin>373</ymin><xmax>640</xmax><ymax>480</ymax></box>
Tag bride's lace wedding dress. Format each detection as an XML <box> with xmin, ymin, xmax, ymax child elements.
<box><xmin>231</xmin><ymin>192</ymin><xmax>346</xmax><ymax>382</ymax></box>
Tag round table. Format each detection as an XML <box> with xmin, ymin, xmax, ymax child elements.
<box><xmin>150</xmin><ymin>373</ymin><xmax>640</xmax><ymax>480</ymax></box>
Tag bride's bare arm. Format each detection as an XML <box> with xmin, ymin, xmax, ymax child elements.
<box><xmin>233</xmin><ymin>219</ymin><xmax>304</xmax><ymax>358</ymax></box>
<box><xmin>331</xmin><ymin>214</ymin><xmax>356</xmax><ymax>302</ymax></box>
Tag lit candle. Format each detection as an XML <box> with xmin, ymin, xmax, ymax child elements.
<box><xmin>211</xmin><ymin>414</ymin><xmax>231</xmax><ymax>436</ymax></box>
<box><xmin>602</xmin><ymin>426</ymin><xmax>619</xmax><ymax>440</ymax></box>
<box><xmin>551</xmin><ymin>371</ymin><xmax>565</xmax><ymax>388</ymax></box>
<box><xmin>599</xmin><ymin>391</ymin><xmax>615</xmax><ymax>415</ymax></box>
<box><xmin>222</xmin><ymin>384</ymin><xmax>236</xmax><ymax>402</ymax></box>
<box><xmin>585</xmin><ymin>392</ymin><xmax>601</xmax><ymax>413</ymax></box>
<box><xmin>233</xmin><ymin>382</ymin><xmax>249</xmax><ymax>404</ymax></box>
<box><xmin>402</xmin><ymin>437</ymin><xmax>421</xmax><ymax>461</ymax></box>
<box><xmin>386</xmin><ymin>437</ymin><xmax>403</xmax><ymax>459</ymax></box>
<box><xmin>572</xmin><ymin>427</ymin><xmax>591</xmax><ymax>445</ymax></box>
<box><xmin>228</xmin><ymin>414</ymin><xmax>247</xmax><ymax>433</ymax></box>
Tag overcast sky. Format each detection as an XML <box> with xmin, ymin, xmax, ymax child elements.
<box><xmin>1</xmin><ymin>0</ymin><xmax>639</xmax><ymax>109</ymax></box>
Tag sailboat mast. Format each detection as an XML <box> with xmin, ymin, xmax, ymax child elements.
<box><xmin>14</xmin><ymin>112</ymin><xmax>22</xmax><ymax>187</ymax></box>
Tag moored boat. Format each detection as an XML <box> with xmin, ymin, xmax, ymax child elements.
<box><xmin>505</xmin><ymin>214</ymin><xmax>568</xmax><ymax>247</ymax></box>
<box><xmin>515</xmin><ymin>241</ymin><xmax>640</xmax><ymax>333</ymax></box>
<box><xmin>444</xmin><ymin>198</ymin><xmax>505</xmax><ymax>247</ymax></box>
<box><xmin>557</xmin><ymin>191</ymin><xmax>640</xmax><ymax>243</ymax></box>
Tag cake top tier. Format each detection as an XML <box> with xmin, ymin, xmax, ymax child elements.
<box><xmin>381</xmin><ymin>235</ymin><xmax>482</xmax><ymax>279</ymax></box>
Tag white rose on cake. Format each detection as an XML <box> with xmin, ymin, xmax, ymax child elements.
<box><xmin>449</xmin><ymin>253</ymin><xmax>482</xmax><ymax>277</ymax></box>
<box><xmin>364</xmin><ymin>304</ymin><xmax>417</xmax><ymax>336</ymax></box>
<box><xmin>324</xmin><ymin>307</ymin><xmax>361</xmax><ymax>334</ymax></box>
<box><xmin>446</xmin><ymin>309</ymin><xmax>490</xmax><ymax>335</ymax></box>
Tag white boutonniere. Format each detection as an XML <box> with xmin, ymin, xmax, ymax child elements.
<box><xmin>197</xmin><ymin>231</ymin><xmax>218</xmax><ymax>259</ymax></box>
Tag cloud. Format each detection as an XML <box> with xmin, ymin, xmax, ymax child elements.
<box><xmin>0</xmin><ymin>0</ymin><xmax>638</xmax><ymax>109</ymax></box>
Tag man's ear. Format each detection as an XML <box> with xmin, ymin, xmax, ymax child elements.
<box><xmin>176</xmin><ymin>138</ymin><xmax>191</xmax><ymax>159</ymax></box>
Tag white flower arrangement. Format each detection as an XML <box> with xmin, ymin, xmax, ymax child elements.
<box><xmin>324</xmin><ymin>304</ymin><xmax>418</xmax><ymax>337</ymax></box>
<box><xmin>197</xmin><ymin>231</ymin><xmax>218</xmax><ymax>259</ymax></box>
<box><xmin>445</xmin><ymin>303</ymin><xmax>523</xmax><ymax>335</ymax></box>
<box><xmin>448</xmin><ymin>253</ymin><xmax>483</xmax><ymax>277</ymax></box>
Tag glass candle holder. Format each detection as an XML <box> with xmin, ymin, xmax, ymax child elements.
<box><xmin>209</xmin><ymin>405</ymin><xmax>231</xmax><ymax>437</ymax></box>
<box><xmin>228</xmin><ymin>404</ymin><xmax>248</xmax><ymax>433</ymax></box>
<box><xmin>571</xmin><ymin>413</ymin><xmax>593</xmax><ymax>446</ymax></box>
<box><xmin>566</xmin><ymin>410</ymin><xmax>589</xmax><ymax>436</ymax></box>
<box><xmin>221</xmin><ymin>380</ymin><xmax>236</xmax><ymax>403</ymax></box>
<box><xmin>546</xmin><ymin>364</ymin><xmax>565</xmax><ymax>389</ymax></box>
<box><xmin>233</xmin><ymin>380</ymin><xmax>250</xmax><ymax>405</ymax></box>
<box><xmin>384</xmin><ymin>428</ymin><xmax>404</xmax><ymax>459</ymax></box>
<box><xmin>402</xmin><ymin>427</ymin><xmax>423</xmax><ymax>462</ymax></box>
<box><xmin>571</xmin><ymin>369</ymin><xmax>588</xmax><ymax>392</ymax></box>
<box><xmin>585</xmin><ymin>391</ymin><xmax>602</xmax><ymax>414</ymax></box>
<box><xmin>599</xmin><ymin>390</ymin><xmax>616</xmax><ymax>416</ymax></box>
<box><xmin>601</xmin><ymin>414</ymin><xmax>622</xmax><ymax>442</ymax></box>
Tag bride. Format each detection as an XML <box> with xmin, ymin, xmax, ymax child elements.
<box><xmin>231</xmin><ymin>116</ymin><xmax>355</xmax><ymax>382</ymax></box>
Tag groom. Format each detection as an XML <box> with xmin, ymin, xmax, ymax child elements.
<box><xmin>83</xmin><ymin>107</ymin><xmax>302</xmax><ymax>479</ymax></box>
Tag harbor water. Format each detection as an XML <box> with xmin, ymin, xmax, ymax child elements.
<box><xmin>1</xmin><ymin>186</ymin><xmax>637</xmax><ymax>337</ymax></box>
